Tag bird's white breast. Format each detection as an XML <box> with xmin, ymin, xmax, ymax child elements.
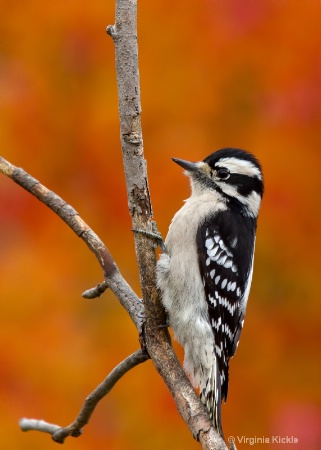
<box><xmin>156</xmin><ymin>190</ymin><xmax>226</xmax><ymax>385</ymax></box>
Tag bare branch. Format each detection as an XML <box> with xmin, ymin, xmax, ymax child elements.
<box><xmin>0</xmin><ymin>156</ymin><xmax>145</xmax><ymax>331</ymax></box>
<box><xmin>19</xmin><ymin>349</ymin><xmax>149</xmax><ymax>443</ymax></box>
<box><xmin>19</xmin><ymin>419</ymin><xmax>61</xmax><ymax>436</ymax></box>
<box><xmin>107</xmin><ymin>2</ymin><xmax>227</xmax><ymax>449</ymax></box>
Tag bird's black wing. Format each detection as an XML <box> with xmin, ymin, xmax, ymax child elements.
<box><xmin>196</xmin><ymin>209</ymin><xmax>255</xmax><ymax>401</ymax></box>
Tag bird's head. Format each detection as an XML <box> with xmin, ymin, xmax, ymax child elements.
<box><xmin>172</xmin><ymin>148</ymin><xmax>264</xmax><ymax>217</ymax></box>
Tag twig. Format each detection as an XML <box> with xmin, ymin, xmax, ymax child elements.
<box><xmin>82</xmin><ymin>281</ymin><xmax>109</xmax><ymax>299</ymax></box>
<box><xmin>0</xmin><ymin>156</ymin><xmax>145</xmax><ymax>332</ymax></box>
<box><xmin>19</xmin><ymin>419</ymin><xmax>61</xmax><ymax>436</ymax></box>
<box><xmin>19</xmin><ymin>349</ymin><xmax>149</xmax><ymax>443</ymax></box>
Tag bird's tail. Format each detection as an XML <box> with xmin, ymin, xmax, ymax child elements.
<box><xmin>200</xmin><ymin>363</ymin><xmax>224</xmax><ymax>439</ymax></box>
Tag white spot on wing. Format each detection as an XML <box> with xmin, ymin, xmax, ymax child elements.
<box><xmin>212</xmin><ymin>317</ymin><xmax>221</xmax><ymax>331</ymax></box>
<box><xmin>208</xmin><ymin>246</ymin><xmax>219</xmax><ymax>257</ymax></box>
<box><xmin>221</xmin><ymin>279</ymin><xmax>227</xmax><ymax>289</ymax></box>
<box><xmin>205</xmin><ymin>238</ymin><xmax>214</xmax><ymax>250</ymax></box>
<box><xmin>217</xmin><ymin>254</ymin><xmax>228</xmax><ymax>265</ymax></box>
<box><xmin>211</xmin><ymin>251</ymin><xmax>222</xmax><ymax>262</ymax></box>
<box><xmin>223</xmin><ymin>323</ymin><xmax>233</xmax><ymax>342</ymax></box>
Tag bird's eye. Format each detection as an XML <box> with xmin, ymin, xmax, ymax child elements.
<box><xmin>217</xmin><ymin>168</ymin><xmax>230</xmax><ymax>180</ymax></box>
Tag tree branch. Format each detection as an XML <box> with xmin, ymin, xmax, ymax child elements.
<box><xmin>19</xmin><ymin>349</ymin><xmax>149</xmax><ymax>443</ymax></box>
<box><xmin>0</xmin><ymin>156</ymin><xmax>145</xmax><ymax>332</ymax></box>
<box><xmin>107</xmin><ymin>2</ymin><xmax>228</xmax><ymax>449</ymax></box>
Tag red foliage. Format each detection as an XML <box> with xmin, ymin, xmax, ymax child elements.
<box><xmin>1</xmin><ymin>1</ymin><xmax>320</xmax><ymax>449</ymax></box>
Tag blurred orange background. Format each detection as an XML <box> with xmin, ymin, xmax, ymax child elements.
<box><xmin>0</xmin><ymin>1</ymin><xmax>320</xmax><ymax>449</ymax></box>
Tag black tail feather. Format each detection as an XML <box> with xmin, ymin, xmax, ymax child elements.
<box><xmin>200</xmin><ymin>363</ymin><xmax>225</xmax><ymax>439</ymax></box>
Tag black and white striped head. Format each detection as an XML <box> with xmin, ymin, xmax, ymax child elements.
<box><xmin>173</xmin><ymin>148</ymin><xmax>264</xmax><ymax>218</ymax></box>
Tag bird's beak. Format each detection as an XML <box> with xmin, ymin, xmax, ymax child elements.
<box><xmin>172</xmin><ymin>158</ymin><xmax>211</xmax><ymax>176</ymax></box>
<box><xmin>172</xmin><ymin>158</ymin><xmax>199</xmax><ymax>172</ymax></box>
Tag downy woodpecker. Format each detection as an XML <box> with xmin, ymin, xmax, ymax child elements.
<box><xmin>156</xmin><ymin>148</ymin><xmax>264</xmax><ymax>437</ymax></box>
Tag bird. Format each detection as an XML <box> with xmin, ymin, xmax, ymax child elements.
<box><xmin>156</xmin><ymin>148</ymin><xmax>264</xmax><ymax>438</ymax></box>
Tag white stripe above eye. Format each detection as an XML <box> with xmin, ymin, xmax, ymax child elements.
<box><xmin>215</xmin><ymin>157</ymin><xmax>262</xmax><ymax>180</ymax></box>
